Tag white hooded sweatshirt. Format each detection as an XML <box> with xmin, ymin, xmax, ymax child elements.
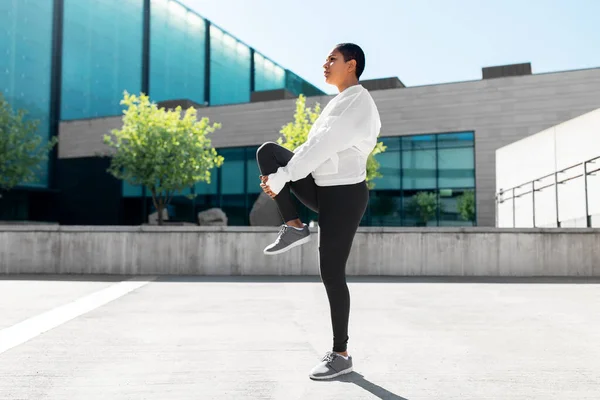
<box><xmin>267</xmin><ymin>84</ymin><xmax>381</xmax><ymax>195</ymax></box>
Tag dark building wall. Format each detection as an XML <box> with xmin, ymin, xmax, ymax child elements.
<box><xmin>360</xmin><ymin>77</ymin><xmax>406</xmax><ymax>91</ymax></box>
<box><xmin>0</xmin><ymin>190</ymin><xmax>30</xmax><ymax>221</ymax></box>
<box><xmin>482</xmin><ymin>63</ymin><xmax>532</xmax><ymax>79</ymax></box>
<box><xmin>55</xmin><ymin>157</ymin><xmax>122</xmax><ymax>225</ymax></box>
<box><xmin>0</xmin><ymin>188</ymin><xmax>58</xmax><ymax>223</ymax></box>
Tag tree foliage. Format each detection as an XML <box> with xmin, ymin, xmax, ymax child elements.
<box><xmin>104</xmin><ymin>92</ymin><xmax>224</xmax><ymax>224</ymax></box>
<box><xmin>407</xmin><ymin>191</ymin><xmax>439</xmax><ymax>225</ymax></box>
<box><xmin>457</xmin><ymin>189</ymin><xmax>476</xmax><ymax>223</ymax></box>
<box><xmin>0</xmin><ymin>94</ymin><xmax>57</xmax><ymax>191</ymax></box>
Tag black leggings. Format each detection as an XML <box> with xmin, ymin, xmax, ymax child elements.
<box><xmin>256</xmin><ymin>142</ymin><xmax>369</xmax><ymax>352</ymax></box>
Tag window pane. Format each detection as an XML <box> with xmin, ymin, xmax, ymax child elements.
<box><xmin>254</xmin><ymin>52</ymin><xmax>285</xmax><ymax>92</ymax></box>
<box><xmin>439</xmin><ymin>189</ymin><xmax>475</xmax><ymax>226</ymax></box>
<box><xmin>373</xmin><ymin>138</ymin><xmax>400</xmax><ymax>190</ymax></box>
<box><xmin>402</xmin><ymin>149</ymin><xmax>436</xmax><ymax>190</ymax></box>
<box><xmin>370</xmin><ymin>191</ymin><xmax>402</xmax><ymax>226</ymax></box>
<box><xmin>210</xmin><ymin>26</ymin><xmax>250</xmax><ymax>105</ymax></box>
<box><xmin>246</xmin><ymin>146</ymin><xmax>261</xmax><ymax>194</ymax></box>
<box><xmin>173</xmin><ymin>187</ymin><xmax>192</xmax><ymax>196</ymax></box>
<box><xmin>220</xmin><ymin>148</ymin><xmax>245</xmax><ymax>195</ymax></box>
<box><xmin>62</xmin><ymin>0</ymin><xmax>143</xmax><ymax>120</ymax></box>
<box><xmin>402</xmin><ymin>190</ymin><xmax>439</xmax><ymax>226</ymax></box>
<box><xmin>0</xmin><ymin>0</ymin><xmax>53</xmax><ymax>187</ymax></box>
<box><xmin>438</xmin><ymin>147</ymin><xmax>475</xmax><ymax>188</ymax></box>
<box><xmin>380</xmin><ymin>136</ymin><xmax>401</xmax><ymax>152</ymax></box>
<box><xmin>401</xmin><ymin>134</ymin><xmax>436</xmax><ymax>150</ymax></box>
<box><xmin>123</xmin><ymin>181</ymin><xmax>142</xmax><ymax>197</ymax></box>
<box><xmin>195</xmin><ymin>168</ymin><xmax>218</xmax><ymax>195</ymax></box>
<box><xmin>437</xmin><ymin>132</ymin><xmax>474</xmax><ymax>148</ymax></box>
<box><xmin>285</xmin><ymin>70</ymin><xmax>324</xmax><ymax>97</ymax></box>
<box><xmin>370</xmin><ymin>132</ymin><xmax>477</xmax><ymax>227</ymax></box>
<box><xmin>150</xmin><ymin>0</ymin><xmax>206</xmax><ymax>104</ymax></box>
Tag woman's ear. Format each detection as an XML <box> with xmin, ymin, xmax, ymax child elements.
<box><xmin>347</xmin><ymin>59</ymin><xmax>357</xmax><ymax>74</ymax></box>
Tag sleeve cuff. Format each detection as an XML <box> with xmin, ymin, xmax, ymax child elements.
<box><xmin>267</xmin><ymin>168</ymin><xmax>290</xmax><ymax>195</ymax></box>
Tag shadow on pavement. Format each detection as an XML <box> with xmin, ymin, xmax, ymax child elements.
<box><xmin>313</xmin><ymin>371</ymin><xmax>409</xmax><ymax>399</ymax></box>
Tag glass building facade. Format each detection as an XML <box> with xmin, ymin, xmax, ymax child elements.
<box><xmin>150</xmin><ymin>0</ymin><xmax>206</xmax><ymax>105</ymax></box>
<box><xmin>61</xmin><ymin>0</ymin><xmax>144</xmax><ymax>121</ymax></box>
<box><xmin>0</xmin><ymin>0</ymin><xmax>54</xmax><ymax>187</ymax></box>
<box><xmin>122</xmin><ymin>132</ymin><xmax>477</xmax><ymax>226</ymax></box>
<box><xmin>209</xmin><ymin>25</ymin><xmax>251</xmax><ymax>106</ymax></box>
<box><xmin>1</xmin><ymin>0</ymin><xmax>324</xmax><ymax>190</ymax></box>
<box><xmin>368</xmin><ymin>132</ymin><xmax>476</xmax><ymax>226</ymax></box>
<box><xmin>254</xmin><ymin>53</ymin><xmax>286</xmax><ymax>92</ymax></box>
<box><xmin>1</xmin><ymin>0</ymin><xmax>477</xmax><ymax>226</ymax></box>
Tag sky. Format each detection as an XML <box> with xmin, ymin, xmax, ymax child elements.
<box><xmin>180</xmin><ymin>0</ymin><xmax>600</xmax><ymax>95</ymax></box>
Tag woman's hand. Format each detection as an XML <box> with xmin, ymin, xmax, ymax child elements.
<box><xmin>260</xmin><ymin>175</ymin><xmax>277</xmax><ymax>199</ymax></box>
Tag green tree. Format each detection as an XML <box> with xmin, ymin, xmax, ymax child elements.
<box><xmin>457</xmin><ymin>189</ymin><xmax>476</xmax><ymax>224</ymax></box>
<box><xmin>277</xmin><ymin>94</ymin><xmax>386</xmax><ymax>189</ymax></box>
<box><xmin>0</xmin><ymin>94</ymin><xmax>58</xmax><ymax>191</ymax></box>
<box><xmin>407</xmin><ymin>191</ymin><xmax>439</xmax><ymax>226</ymax></box>
<box><xmin>103</xmin><ymin>92</ymin><xmax>224</xmax><ymax>225</ymax></box>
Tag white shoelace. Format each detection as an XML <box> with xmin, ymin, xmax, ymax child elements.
<box><xmin>274</xmin><ymin>225</ymin><xmax>289</xmax><ymax>244</ymax></box>
<box><xmin>322</xmin><ymin>352</ymin><xmax>338</xmax><ymax>363</ymax></box>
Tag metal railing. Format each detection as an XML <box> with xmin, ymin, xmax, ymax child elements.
<box><xmin>496</xmin><ymin>155</ymin><xmax>600</xmax><ymax>228</ymax></box>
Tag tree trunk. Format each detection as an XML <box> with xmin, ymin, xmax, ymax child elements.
<box><xmin>157</xmin><ymin>199</ymin><xmax>164</xmax><ymax>226</ymax></box>
<box><xmin>150</xmin><ymin>188</ymin><xmax>163</xmax><ymax>226</ymax></box>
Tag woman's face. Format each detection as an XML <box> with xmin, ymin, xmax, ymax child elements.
<box><xmin>323</xmin><ymin>48</ymin><xmax>354</xmax><ymax>86</ymax></box>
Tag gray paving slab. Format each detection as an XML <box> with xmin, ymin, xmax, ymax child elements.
<box><xmin>0</xmin><ymin>276</ymin><xmax>599</xmax><ymax>399</ymax></box>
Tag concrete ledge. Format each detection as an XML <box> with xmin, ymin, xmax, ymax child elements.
<box><xmin>2</xmin><ymin>225</ymin><xmax>600</xmax><ymax>234</ymax></box>
<box><xmin>1</xmin><ymin>226</ymin><xmax>599</xmax><ymax>276</ymax></box>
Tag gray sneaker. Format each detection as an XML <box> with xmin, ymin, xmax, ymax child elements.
<box><xmin>309</xmin><ymin>351</ymin><xmax>353</xmax><ymax>380</ymax></box>
<box><xmin>263</xmin><ymin>224</ymin><xmax>311</xmax><ymax>256</ymax></box>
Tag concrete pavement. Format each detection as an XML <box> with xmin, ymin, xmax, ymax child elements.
<box><xmin>0</xmin><ymin>275</ymin><xmax>599</xmax><ymax>399</ymax></box>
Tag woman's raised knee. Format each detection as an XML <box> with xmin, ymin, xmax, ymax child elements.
<box><xmin>256</xmin><ymin>141</ymin><xmax>278</xmax><ymax>160</ymax></box>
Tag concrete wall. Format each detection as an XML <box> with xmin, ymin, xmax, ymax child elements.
<box><xmin>497</xmin><ymin>108</ymin><xmax>600</xmax><ymax>228</ymax></box>
<box><xmin>58</xmin><ymin>67</ymin><xmax>600</xmax><ymax>227</ymax></box>
<box><xmin>2</xmin><ymin>226</ymin><xmax>599</xmax><ymax>277</ymax></box>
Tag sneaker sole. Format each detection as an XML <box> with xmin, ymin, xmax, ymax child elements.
<box><xmin>309</xmin><ymin>366</ymin><xmax>353</xmax><ymax>380</ymax></box>
<box><xmin>263</xmin><ymin>235</ymin><xmax>311</xmax><ymax>256</ymax></box>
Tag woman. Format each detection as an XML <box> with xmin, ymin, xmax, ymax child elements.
<box><xmin>256</xmin><ymin>43</ymin><xmax>381</xmax><ymax>380</ymax></box>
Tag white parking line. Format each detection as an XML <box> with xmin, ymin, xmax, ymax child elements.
<box><xmin>0</xmin><ymin>277</ymin><xmax>156</xmax><ymax>355</ymax></box>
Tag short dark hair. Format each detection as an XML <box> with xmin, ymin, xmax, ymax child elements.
<box><xmin>335</xmin><ymin>43</ymin><xmax>365</xmax><ymax>79</ymax></box>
